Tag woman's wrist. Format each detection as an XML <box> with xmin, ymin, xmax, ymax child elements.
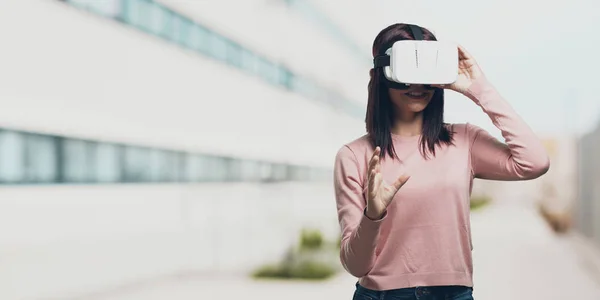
<box><xmin>364</xmin><ymin>207</ymin><xmax>385</xmax><ymax>221</ymax></box>
<box><xmin>462</xmin><ymin>75</ymin><xmax>492</xmax><ymax>101</ymax></box>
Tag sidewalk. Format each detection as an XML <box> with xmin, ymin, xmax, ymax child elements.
<box><xmin>83</xmin><ymin>201</ymin><xmax>600</xmax><ymax>300</ymax></box>
<box><xmin>469</xmin><ymin>201</ymin><xmax>600</xmax><ymax>299</ymax></box>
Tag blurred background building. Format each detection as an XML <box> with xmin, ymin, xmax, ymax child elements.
<box><xmin>576</xmin><ymin>122</ymin><xmax>600</xmax><ymax>245</ymax></box>
<box><xmin>0</xmin><ymin>0</ymin><xmax>379</xmax><ymax>298</ymax></box>
<box><xmin>1</xmin><ymin>0</ymin><xmax>600</xmax><ymax>299</ymax></box>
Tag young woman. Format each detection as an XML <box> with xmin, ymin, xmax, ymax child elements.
<box><xmin>333</xmin><ymin>23</ymin><xmax>550</xmax><ymax>299</ymax></box>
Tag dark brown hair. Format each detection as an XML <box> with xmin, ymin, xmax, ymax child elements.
<box><xmin>366</xmin><ymin>23</ymin><xmax>454</xmax><ymax>159</ymax></box>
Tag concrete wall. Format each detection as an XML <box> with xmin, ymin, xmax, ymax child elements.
<box><xmin>537</xmin><ymin>137</ymin><xmax>579</xmax><ymax>213</ymax></box>
<box><xmin>575</xmin><ymin>124</ymin><xmax>600</xmax><ymax>243</ymax></box>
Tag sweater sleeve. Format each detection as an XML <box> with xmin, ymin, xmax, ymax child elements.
<box><xmin>333</xmin><ymin>145</ymin><xmax>384</xmax><ymax>277</ymax></box>
<box><xmin>464</xmin><ymin>76</ymin><xmax>550</xmax><ymax>180</ymax></box>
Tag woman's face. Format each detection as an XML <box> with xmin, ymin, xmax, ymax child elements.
<box><xmin>388</xmin><ymin>85</ymin><xmax>435</xmax><ymax>114</ymax></box>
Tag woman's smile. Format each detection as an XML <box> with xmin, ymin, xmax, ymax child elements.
<box><xmin>405</xmin><ymin>91</ymin><xmax>429</xmax><ymax>100</ymax></box>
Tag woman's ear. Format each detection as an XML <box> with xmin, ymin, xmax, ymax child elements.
<box><xmin>369</xmin><ymin>68</ymin><xmax>374</xmax><ymax>78</ymax></box>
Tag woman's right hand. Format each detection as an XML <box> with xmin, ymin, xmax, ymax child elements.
<box><xmin>365</xmin><ymin>146</ymin><xmax>411</xmax><ymax>220</ymax></box>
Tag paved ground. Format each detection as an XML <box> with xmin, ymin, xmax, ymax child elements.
<box><xmin>85</xmin><ymin>200</ymin><xmax>600</xmax><ymax>300</ymax></box>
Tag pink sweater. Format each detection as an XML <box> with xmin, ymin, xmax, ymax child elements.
<box><xmin>333</xmin><ymin>76</ymin><xmax>550</xmax><ymax>290</ymax></box>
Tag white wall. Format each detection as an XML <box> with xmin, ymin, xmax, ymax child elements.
<box><xmin>158</xmin><ymin>0</ymin><xmax>373</xmax><ymax>106</ymax></box>
<box><xmin>0</xmin><ymin>182</ymin><xmax>340</xmax><ymax>299</ymax></box>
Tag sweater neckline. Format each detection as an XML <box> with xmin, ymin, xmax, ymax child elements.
<box><xmin>391</xmin><ymin>132</ymin><xmax>421</xmax><ymax>142</ymax></box>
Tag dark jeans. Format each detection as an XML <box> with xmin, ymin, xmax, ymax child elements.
<box><xmin>353</xmin><ymin>282</ymin><xmax>474</xmax><ymax>300</ymax></box>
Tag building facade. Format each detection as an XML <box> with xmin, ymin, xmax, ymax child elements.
<box><xmin>0</xmin><ymin>0</ymin><xmax>377</xmax><ymax>298</ymax></box>
<box><xmin>576</xmin><ymin>122</ymin><xmax>600</xmax><ymax>244</ymax></box>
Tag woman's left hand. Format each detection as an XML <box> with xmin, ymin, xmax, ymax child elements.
<box><xmin>434</xmin><ymin>44</ymin><xmax>484</xmax><ymax>95</ymax></box>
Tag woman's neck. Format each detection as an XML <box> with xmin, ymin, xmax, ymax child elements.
<box><xmin>392</xmin><ymin>112</ymin><xmax>423</xmax><ymax>137</ymax></box>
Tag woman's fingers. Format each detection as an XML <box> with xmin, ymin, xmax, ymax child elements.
<box><xmin>368</xmin><ymin>156</ymin><xmax>378</xmax><ymax>175</ymax></box>
<box><xmin>375</xmin><ymin>147</ymin><xmax>382</xmax><ymax>173</ymax></box>
<box><xmin>374</xmin><ymin>172</ymin><xmax>383</xmax><ymax>192</ymax></box>
<box><xmin>368</xmin><ymin>171</ymin><xmax>382</xmax><ymax>200</ymax></box>
<box><xmin>368</xmin><ymin>147</ymin><xmax>380</xmax><ymax>173</ymax></box>
<box><xmin>368</xmin><ymin>147</ymin><xmax>382</xmax><ymax>198</ymax></box>
<box><xmin>368</xmin><ymin>169</ymin><xmax>376</xmax><ymax>194</ymax></box>
<box><xmin>392</xmin><ymin>174</ymin><xmax>411</xmax><ymax>192</ymax></box>
<box><xmin>457</xmin><ymin>44</ymin><xmax>472</xmax><ymax>60</ymax></box>
<box><xmin>457</xmin><ymin>44</ymin><xmax>478</xmax><ymax>69</ymax></box>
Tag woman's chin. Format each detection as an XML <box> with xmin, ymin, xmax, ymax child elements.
<box><xmin>405</xmin><ymin>102</ymin><xmax>429</xmax><ymax>113</ymax></box>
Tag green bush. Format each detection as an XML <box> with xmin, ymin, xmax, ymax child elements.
<box><xmin>252</xmin><ymin>261</ymin><xmax>336</xmax><ymax>280</ymax></box>
<box><xmin>252</xmin><ymin>228</ymin><xmax>339</xmax><ymax>281</ymax></box>
<box><xmin>299</xmin><ymin>228</ymin><xmax>323</xmax><ymax>251</ymax></box>
<box><xmin>252</xmin><ymin>264</ymin><xmax>287</xmax><ymax>278</ymax></box>
<box><xmin>470</xmin><ymin>195</ymin><xmax>491</xmax><ymax>211</ymax></box>
<box><xmin>288</xmin><ymin>261</ymin><xmax>336</xmax><ymax>279</ymax></box>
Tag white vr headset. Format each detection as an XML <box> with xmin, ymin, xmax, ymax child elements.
<box><xmin>373</xmin><ymin>24</ymin><xmax>458</xmax><ymax>89</ymax></box>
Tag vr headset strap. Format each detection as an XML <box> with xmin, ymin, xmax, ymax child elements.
<box><xmin>373</xmin><ymin>24</ymin><xmax>424</xmax><ymax>68</ymax></box>
<box><xmin>408</xmin><ymin>24</ymin><xmax>423</xmax><ymax>41</ymax></box>
<box><xmin>373</xmin><ymin>56</ymin><xmax>390</xmax><ymax>68</ymax></box>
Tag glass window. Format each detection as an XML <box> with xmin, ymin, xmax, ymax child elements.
<box><xmin>63</xmin><ymin>139</ymin><xmax>96</xmax><ymax>183</ymax></box>
<box><xmin>24</xmin><ymin>134</ymin><xmax>58</xmax><ymax>183</ymax></box>
<box><xmin>124</xmin><ymin>0</ymin><xmax>167</xmax><ymax>36</ymax></box>
<box><xmin>241</xmin><ymin>49</ymin><xmax>258</xmax><ymax>75</ymax></box>
<box><xmin>189</xmin><ymin>25</ymin><xmax>211</xmax><ymax>54</ymax></box>
<box><xmin>174</xmin><ymin>153</ymin><xmax>187</xmax><ymax>182</ymax></box>
<box><xmin>89</xmin><ymin>0</ymin><xmax>122</xmax><ymax>18</ymax></box>
<box><xmin>289</xmin><ymin>76</ymin><xmax>302</xmax><ymax>93</ymax></box>
<box><xmin>149</xmin><ymin>149</ymin><xmax>180</xmax><ymax>182</ymax></box>
<box><xmin>291</xmin><ymin>76</ymin><xmax>314</xmax><ymax>99</ymax></box>
<box><xmin>226</xmin><ymin>158</ymin><xmax>243</xmax><ymax>181</ymax></box>
<box><xmin>289</xmin><ymin>166</ymin><xmax>310</xmax><ymax>181</ymax></box>
<box><xmin>258</xmin><ymin>162</ymin><xmax>273</xmax><ymax>182</ymax></box>
<box><xmin>67</xmin><ymin>0</ymin><xmax>359</xmax><ymax>121</ymax></box>
<box><xmin>0</xmin><ymin>127</ymin><xmax>330</xmax><ymax>185</ymax></box>
<box><xmin>184</xmin><ymin>154</ymin><xmax>208</xmax><ymax>182</ymax></box>
<box><xmin>94</xmin><ymin>143</ymin><xmax>121</xmax><ymax>183</ymax></box>
<box><xmin>147</xmin><ymin>3</ymin><xmax>164</xmax><ymax>35</ymax></box>
<box><xmin>123</xmin><ymin>146</ymin><xmax>152</xmax><ymax>182</ymax></box>
<box><xmin>162</xmin><ymin>10</ymin><xmax>175</xmax><ymax>40</ymax></box>
<box><xmin>271</xmin><ymin>163</ymin><xmax>288</xmax><ymax>181</ymax></box>
<box><xmin>267</xmin><ymin>61</ymin><xmax>280</xmax><ymax>84</ymax></box>
<box><xmin>122</xmin><ymin>0</ymin><xmax>148</xmax><ymax>30</ymax></box>
<box><xmin>239</xmin><ymin>160</ymin><xmax>261</xmax><ymax>181</ymax></box>
<box><xmin>226</xmin><ymin>41</ymin><xmax>243</xmax><ymax>68</ymax></box>
<box><xmin>257</xmin><ymin>58</ymin><xmax>279</xmax><ymax>85</ymax></box>
<box><xmin>278</xmin><ymin>68</ymin><xmax>293</xmax><ymax>89</ymax></box>
<box><xmin>209</xmin><ymin>34</ymin><xmax>228</xmax><ymax>62</ymax></box>
<box><xmin>184</xmin><ymin>24</ymin><xmax>200</xmax><ymax>50</ymax></box>
<box><xmin>172</xmin><ymin>15</ymin><xmax>192</xmax><ymax>47</ymax></box>
<box><xmin>0</xmin><ymin>131</ymin><xmax>25</xmax><ymax>183</ymax></box>
<box><xmin>149</xmin><ymin>4</ymin><xmax>172</xmax><ymax>38</ymax></box>
<box><xmin>66</xmin><ymin>0</ymin><xmax>86</xmax><ymax>9</ymax></box>
<box><xmin>206</xmin><ymin>156</ymin><xmax>229</xmax><ymax>182</ymax></box>
<box><xmin>67</xmin><ymin>0</ymin><xmax>122</xmax><ymax>18</ymax></box>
